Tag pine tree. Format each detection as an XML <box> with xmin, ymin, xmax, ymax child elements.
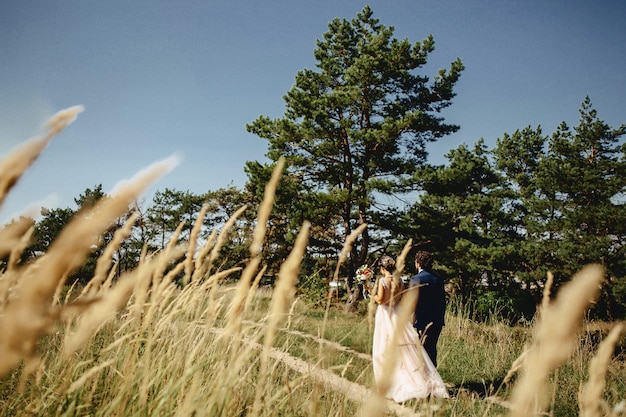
<box><xmin>246</xmin><ymin>6</ymin><xmax>463</xmax><ymax>308</ymax></box>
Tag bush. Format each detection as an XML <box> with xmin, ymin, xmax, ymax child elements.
<box><xmin>297</xmin><ymin>271</ymin><xmax>335</xmax><ymax>307</ymax></box>
<box><xmin>468</xmin><ymin>285</ymin><xmax>536</xmax><ymax>324</ymax></box>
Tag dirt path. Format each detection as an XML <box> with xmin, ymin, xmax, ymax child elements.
<box><xmin>257</xmin><ymin>340</ymin><xmax>422</xmax><ymax>417</ymax></box>
<box><xmin>244</xmin><ymin>320</ymin><xmax>372</xmax><ymax>361</ymax></box>
<box><xmin>239</xmin><ymin>320</ymin><xmax>422</xmax><ymax>416</ymax></box>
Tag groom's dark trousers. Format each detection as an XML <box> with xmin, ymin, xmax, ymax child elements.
<box><xmin>418</xmin><ymin>324</ymin><xmax>442</xmax><ymax>368</ymax></box>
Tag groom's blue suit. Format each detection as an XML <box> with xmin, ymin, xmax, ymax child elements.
<box><xmin>410</xmin><ymin>269</ymin><xmax>446</xmax><ymax>367</ymax></box>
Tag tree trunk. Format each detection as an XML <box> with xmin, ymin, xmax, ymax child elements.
<box><xmin>344</xmin><ymin>284</ymin><xmax>363</xmax><ymax>312</ymax></box>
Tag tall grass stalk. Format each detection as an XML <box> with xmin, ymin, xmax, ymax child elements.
<box><xmin>579</xmin><ymin>323</ymin><xmax>625</xmax><ymax>417</ymax></box>
<box><xmin>251</xmin><ymin>221</ymin><xmax>310</xmax><ymax>416</ymax></box>
<box><xmin>507</xmin><ymin>264</ymin><xmax>604</xmax><ymax>417</ymax></box>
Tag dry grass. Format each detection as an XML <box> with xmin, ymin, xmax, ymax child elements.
<box><xmin>506</xmin><ymin>265</ymin><xmax>605</xmax><ymax>416</ymax></box>
<box><xmin>0</xmin><ymin>108</ymin><xmax>624</xmax><ymax>417</ymax></box>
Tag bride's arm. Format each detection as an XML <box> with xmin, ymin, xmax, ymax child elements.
<box><xmin>373</xmin><ymin>278</ymin><xmax>387</xmax><ymax>304</ymax></box>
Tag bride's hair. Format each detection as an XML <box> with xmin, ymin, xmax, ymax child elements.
<box><xmin>379</xmin><ymin>255</ymin><xmax>396</xmax><ymax>272</ymax></box>
<box><xmin>379</xmin><ymin>255</ymin><xmax>403</xmax><ymax>306</ymax></box>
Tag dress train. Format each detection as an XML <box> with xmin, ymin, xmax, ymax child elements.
<box><xmin>372</xmin><ymin>303</ymin><xmax>449</xmax><ymax>403</ymax></box>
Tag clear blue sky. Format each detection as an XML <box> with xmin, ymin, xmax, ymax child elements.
<box><xmin>1</xmin><ymin>0</ymin><xmax>625</xmax><ymax>223</ymax></box>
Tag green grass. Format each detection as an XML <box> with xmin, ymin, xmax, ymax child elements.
<box><xmin>249</xmin><ymin>291</ymin><xmax>626</xmax><ymax>417</ymax></box>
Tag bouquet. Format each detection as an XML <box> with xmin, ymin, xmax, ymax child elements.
<box><xmin>356</xmin><ymin>264</ymin><xmax>373</xmax><ymax>283</ymax></box>
<box><xmin>356</xmin><ymin>264</ymin><xmax>374</xmax><ymax>296</ymax></box>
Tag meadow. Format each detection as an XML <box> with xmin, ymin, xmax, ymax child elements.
<box><xmin>0</xmin><ymin>107</ymin><xmax>624</xmax><ymax>416</ymax></box>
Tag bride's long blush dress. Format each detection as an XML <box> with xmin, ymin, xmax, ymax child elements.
<box><xmin>372</xmin><ymin>288</ymin><xmax>449</xmax><ymax>403</ymax></box>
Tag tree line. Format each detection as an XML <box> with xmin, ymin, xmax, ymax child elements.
<box><xmin>3</xmin><ymin>6</ymin><xmax>625</xmax><ymax>321</ymax></box>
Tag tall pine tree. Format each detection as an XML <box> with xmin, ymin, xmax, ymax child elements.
<box><xmin>246</xmin><ymin>6</ymin><xmax>463</xmax><ymax>308</ymax></box>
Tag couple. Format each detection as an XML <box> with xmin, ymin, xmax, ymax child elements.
<box><xmin>369</xmin><ymin>251</ymin><xmax>449</xmax><ymax>403</ymax></box>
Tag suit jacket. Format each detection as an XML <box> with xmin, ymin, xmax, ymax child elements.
<box><xmin>410</xmin><ymin>269</ymin><xmax>446</xmax><ymax>331</ymax></box>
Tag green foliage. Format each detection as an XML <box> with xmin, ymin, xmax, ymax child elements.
<box><xmin>393</xmin><ymin>97</ymin><xmax>626</xmax><ymax>321</ymax></box>
<box><xmin>75</xmin><ymin>184</ymin><xmax>105</xmax><ymax>209</ymax></box>
<box><xmin>146</xmin><ymin>188</ymin><xmax>205</xmax><ymax>249</ymax></box>
<box><xmin>26</xmin><ymin>184</ymin><xmax>110</xmax><ymax>284</ymax></box>
<box><xmin>30</xmin><ymin>206</ymin><xmax>75</xmax><ymax>254</ymax></box>
<box><xmin>297</xmin><ymin>271</ymin><xmax>334</xmax><ymax>308</ymax></box>
<box><xmin>492</xmin><ymin>97</ymin><xmax>626</xmax><ymax>319</ymax></box>
<box><xmin>468</xmin><ymin>285</ymin><xmax>536</xmax><ymax>325</ymax></box>
<box><xmin>609</xmin><ymin>276</ymin><xmax>626</xmax><ymax>318</ymax></box>
<box><xmin>399</xmin><ymin>141</ymin><xmax>520</xmax><ymax>301</ymax></box>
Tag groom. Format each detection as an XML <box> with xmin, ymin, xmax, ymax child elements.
<box><xmin>409</xmin><ymin>250</ymin><xmax>446</xmax><ymax>368</ymax></box>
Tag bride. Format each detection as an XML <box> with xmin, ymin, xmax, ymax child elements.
<box><xmin>367</xmin><ymin>255</ymin><xmax>449</xmax><ymax>403</ymax></box>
